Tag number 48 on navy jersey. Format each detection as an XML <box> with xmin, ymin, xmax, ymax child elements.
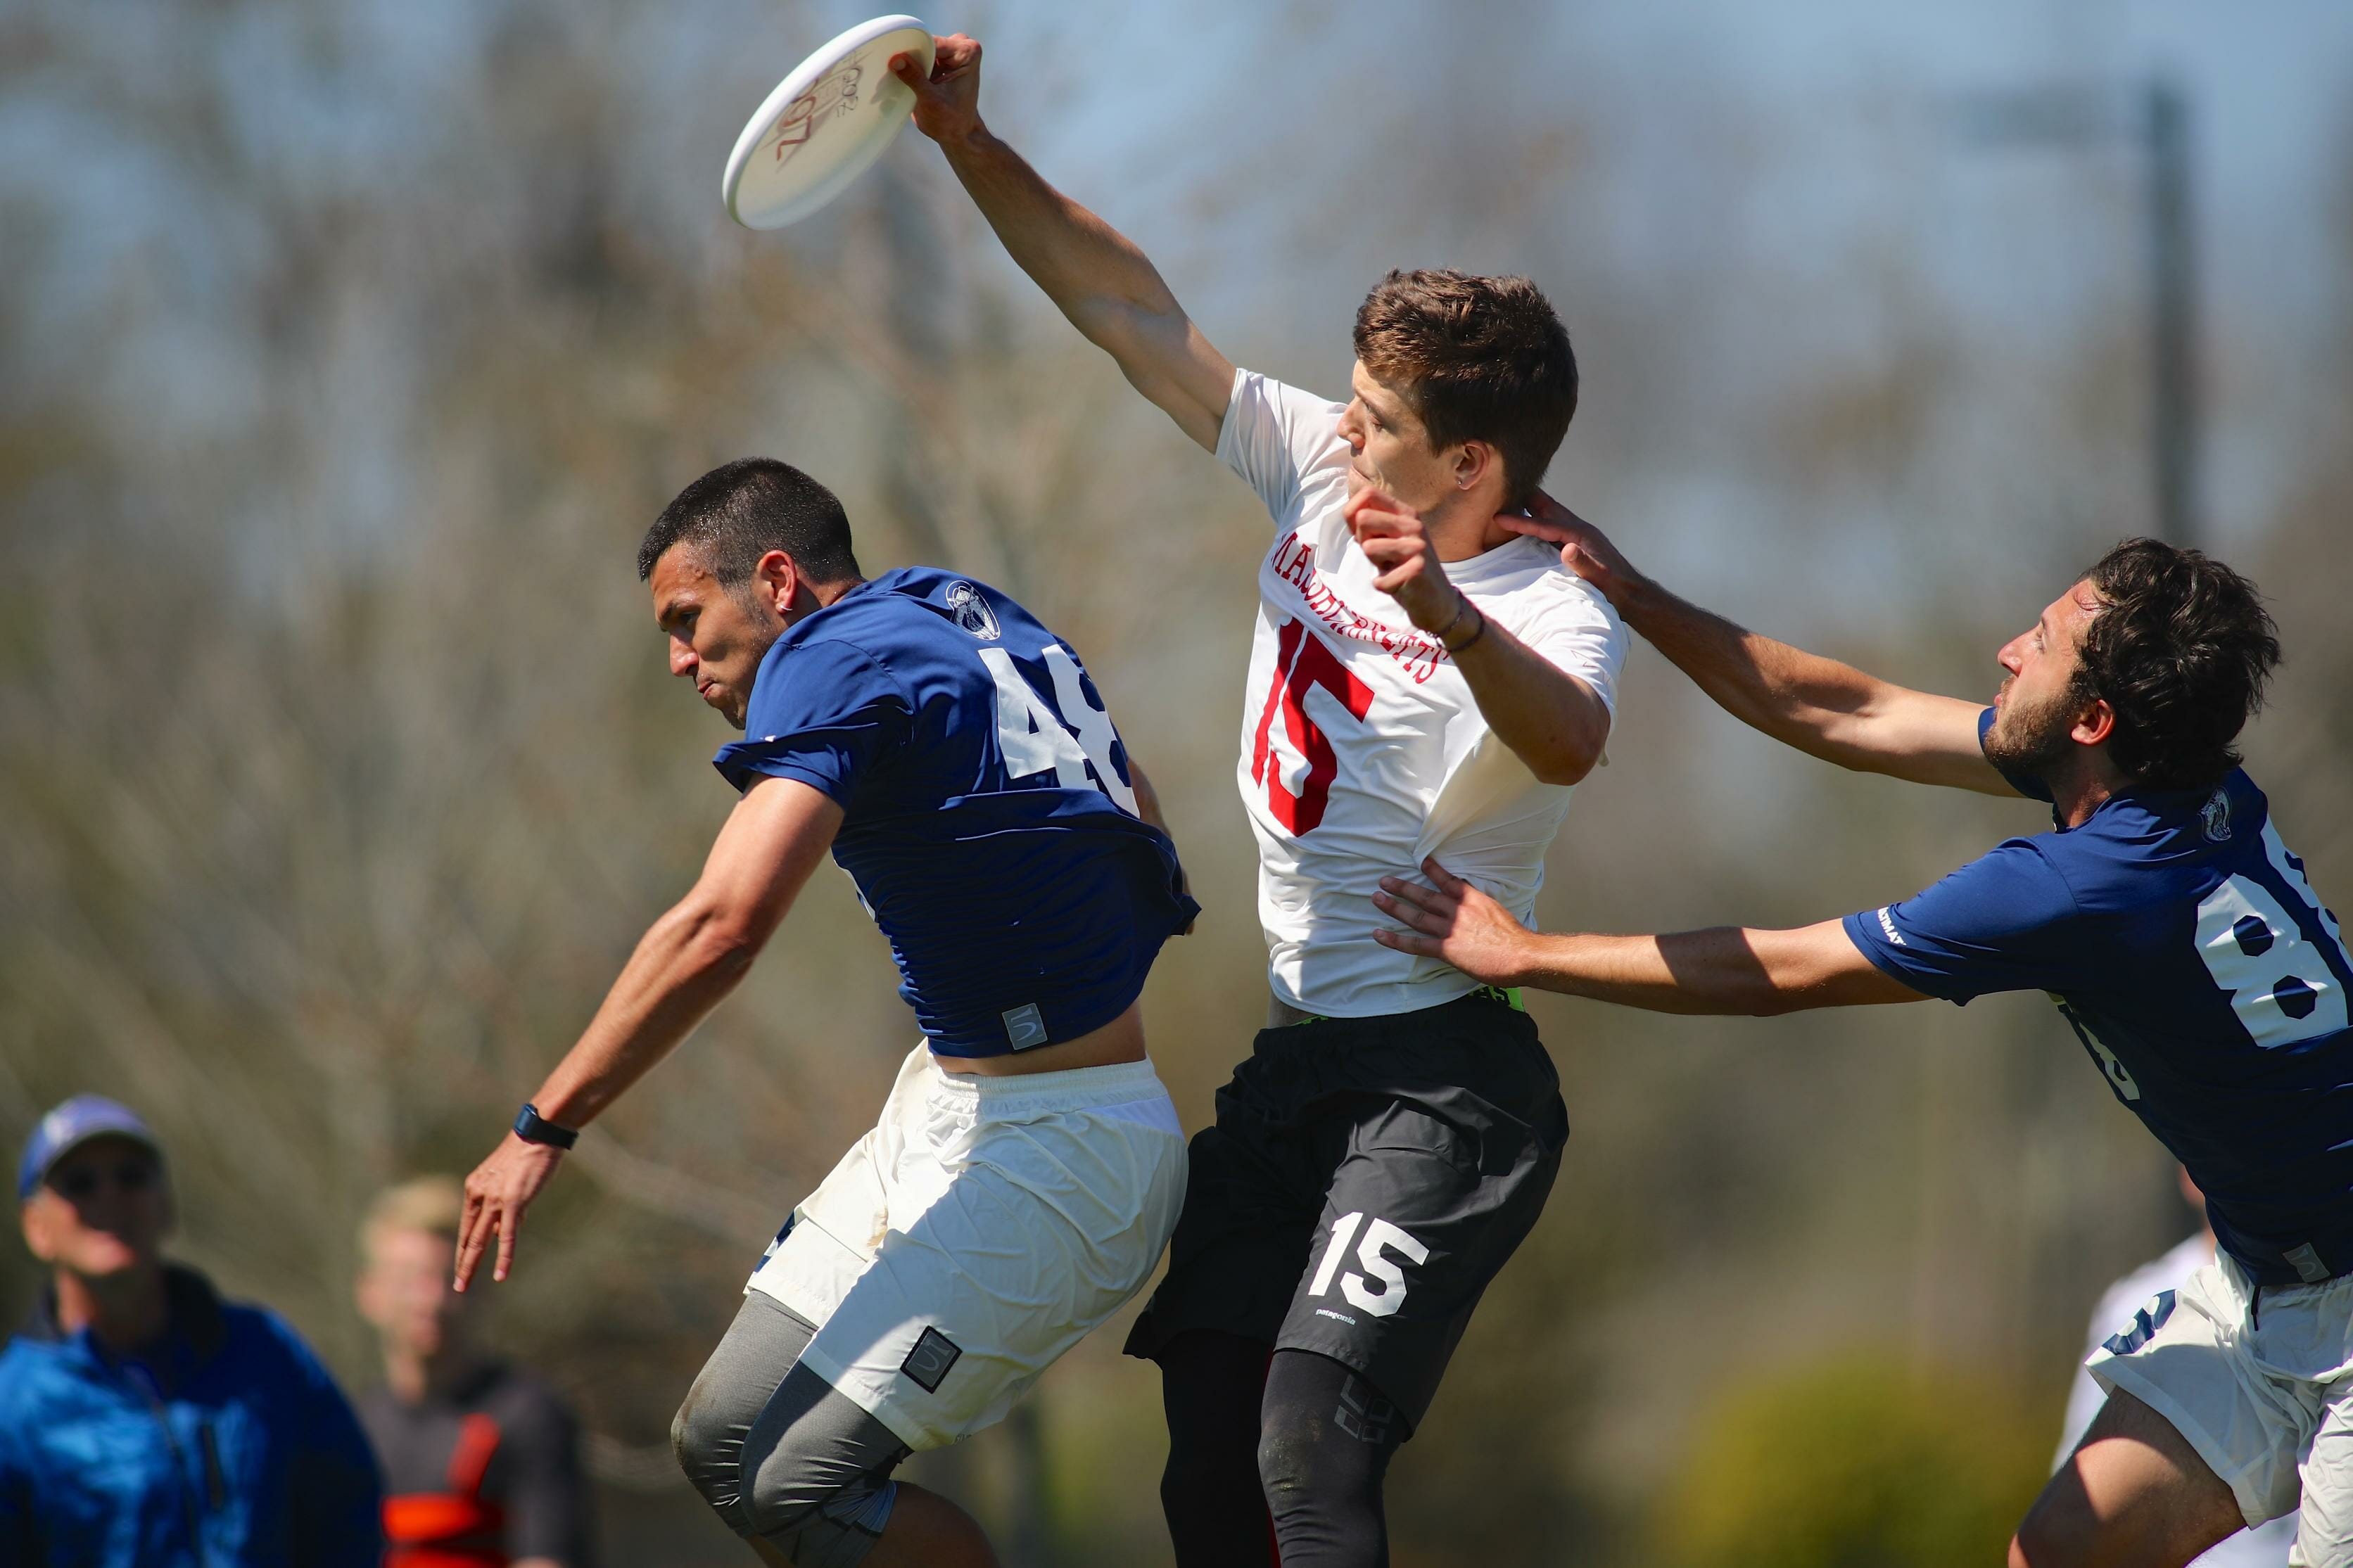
<box><xmin>715</xmin><ymin>568</ymin><xmax>1198</xmax><ymax>1058</ymax></box>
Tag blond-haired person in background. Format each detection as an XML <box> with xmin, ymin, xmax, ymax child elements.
<box><xmin>356</xmin><ymin>1176</ymin><xmax>592</xmax><ymax>1568</ymax></box>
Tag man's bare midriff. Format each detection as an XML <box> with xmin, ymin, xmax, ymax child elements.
<box><xmin>933</xmin><ymin>1000</ymin><xmax>1147</xmax><ymax>1076</ymax></box>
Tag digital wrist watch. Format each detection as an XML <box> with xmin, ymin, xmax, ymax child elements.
<box><xmin>512</xmin><ymin>1102</ymin><xmax>578</xmax><ymax>1150</ymax></box>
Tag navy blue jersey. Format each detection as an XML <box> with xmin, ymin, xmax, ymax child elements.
<box><xmin>713</xmin><ymin>568</ymin><xmax>1198</xmax><ymax>1057</ymax></box>
<box><xmin>1846</xmin><ymin>711</ymin><xmax>2353</xmax><ymax>1286</ymax></box>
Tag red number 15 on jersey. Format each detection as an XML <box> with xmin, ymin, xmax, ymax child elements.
<box><xmin>1250</xmin><ymin>619</ymin><xmax>1374</xmax><ymax>835</ymax></box>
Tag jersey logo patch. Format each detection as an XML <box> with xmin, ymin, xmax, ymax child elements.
<box><xmin>2202</xmin><ymin>788</ymin><xmax>2233</xmax><ymax>843</ymax></box>
<box><xmin>900</xmin><ymin>1326</ymin><xmax>962</xmax><ymax>1393</ymax></box>
<box><xmin>946</xmin><ymin>581</ymin><xmax>1001</xmax><ymax>641</ymax></box>
<box><xmin>1001</xmin><ymin>1002</ymin><xmax>1048</xmax><ymax>1051</ymax></box>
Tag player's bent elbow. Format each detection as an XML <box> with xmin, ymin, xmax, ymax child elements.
<box><xmin>1740</xmin><ymin>991</ymin><xmax>1806</xmax><ymax>1019</ymax></box>
<box><xmin>1730</xmin><ymin>968</ymin><xmax>1834</xmax><ymax>1017</ymax></box>
<box><xmin>671</xmin><ymin>905</ymin><xmax>766</xmax><ymax>983</ymax></box>
<box><xmin>692</xmin><ymin>924</ymin><xmax>764</xmax><ymax>982</ymax></box>
<box><xmin>1523</xmin><ymin>708</ymin><xmax>1609</xmax><ymax>786</ymax></box>
<box><xmin>1528</xmin><ymin>734</ymin><xmax>1604</xmax><ymax>787</ymax></box>
<box><xmin>1530</xmin><ymin>753</ymin><xmax>1598</xmax><ymax>788</ymax></box>
<box><xmin>1075</xmin><ymin>295</ymin><xmax>1184</xmax><ymax>373</ymax></box>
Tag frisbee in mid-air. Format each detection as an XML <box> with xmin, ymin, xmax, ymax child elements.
<box><xmin>723</xmin><ymin>14</ymin><xmax>935</xmax><ymax>230</ymax></box>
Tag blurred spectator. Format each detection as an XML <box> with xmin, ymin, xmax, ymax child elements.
<box><xmin>356</xmin><ymin>1175</ymin><xmax>594</xmax><ymax>1568</ymax></box>
<box><xmin>2054</xmin><ymin>1168</ymin><xmax>2294</xmax><ymax>1564</ymax></box>
<box><xmin>0</xmin><ymin>1094</ymin><xmax>382</xmax><ymax>1565</ymax></box>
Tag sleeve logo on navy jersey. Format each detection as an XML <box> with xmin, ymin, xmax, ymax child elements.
<box><xmin>946</xmin><ymin>580</ymin><xmax>1001</xmax><ymax>641</ymax></box>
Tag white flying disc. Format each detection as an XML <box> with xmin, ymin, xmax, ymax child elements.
<box><xmin>723</xmin><ymin>15</ymin><xmax>934</xmax><ymax>230</ymax></box>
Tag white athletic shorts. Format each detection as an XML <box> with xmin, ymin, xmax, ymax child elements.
<box><xmin>2088</xmin><ymin>1251</ymin><xmax>2353</xmax><ymax>1561</ymax></box>
<box><xmin>746</xmin><ymin>1045</ymin><xmax>1187</xmax><ymax>1452</ymax></box>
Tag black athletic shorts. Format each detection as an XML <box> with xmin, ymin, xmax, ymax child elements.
<box><xmin>1124</xmin><ymin>990</ymin><xmax>1568</xmax><ymax>1429</ymax></box>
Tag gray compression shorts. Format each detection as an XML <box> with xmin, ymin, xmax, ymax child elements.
<box><xmin>673</xmin><ymin>1291</ymin><xmax>908</xmax><ymax>1566</ymax></box>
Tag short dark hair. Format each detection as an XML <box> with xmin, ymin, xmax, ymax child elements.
<box><xmin>2074</xmin><ymin>538</ymin><xmax>2281</xmax><ymax>792</ymax></box>
<box><xmin>1352</xmin><ymin>269</ymin><xmax>1579</xmax><ymax>509</ymax></box>
<box><xmin>637</xmin><ymin>459</ymin><xmax>862</xmax><ymax>587</ymax></box>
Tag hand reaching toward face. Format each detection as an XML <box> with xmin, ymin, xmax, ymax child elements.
<box><xmin>1345</xmin><ymin>486</ymin><xmax>1467</xmax><ymax>635</ymax></box>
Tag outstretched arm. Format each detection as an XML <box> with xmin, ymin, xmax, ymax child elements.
<box><xmin>894</xmin><ymin>36</ymin><xmax>1235</xmax><ymax>452</ymax></box>
<box><xmin>1504</xmin><ymin>500</ymin><xmax>2015</xmax><ymax>796</ymax></box>
<box><xmin>456</xmin><ymin>779</ymin><xmax>844</xmax><ymax>1287</ymax></box>
<box><xmin>1373</xmin><ymin>859</ymin><xmax>1926</xmax><ymax>1015</ymax></box>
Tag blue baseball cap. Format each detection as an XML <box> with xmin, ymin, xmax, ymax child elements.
<box><xmin>17</xmin><ymin>1095</ymin><xmax>164</xmax><ymax>1202</ymax></box>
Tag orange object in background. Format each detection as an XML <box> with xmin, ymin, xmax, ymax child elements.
<box><xmin>383</xmin><ymin>1412</ymin><xmax>507</xmax><ymax>1568</ymax></box>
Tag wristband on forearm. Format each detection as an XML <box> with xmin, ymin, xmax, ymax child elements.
<box><xmin>512</xmin><ymin>1102</ymin><xmax>578</xmax><ymax>1149</ymax></box>
<box><xmin>1441</xmin><ymin>598</ymin><xmax>1488</xmax><ymax>655</ymax></box>
<box><xmin>1433</xmin><ymin>592</ymin><xmax>1473</xmax><ymax>645</ymax></box>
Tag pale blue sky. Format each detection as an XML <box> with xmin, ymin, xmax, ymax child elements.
<box><xmin>8</xmin><ymin>0</ymin><xmax>2348</xmax><ymax>627</ymax></box>
<box><xmin>732</xmin><ymin>1</ymin><xmax>2353</xmax><ymax>618</ymax></box>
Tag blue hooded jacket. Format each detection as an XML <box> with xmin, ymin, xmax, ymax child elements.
<box><xmin>0</xmin><ymin>1265</ymin><xmax>382</xmax><ymax>1567</ymax></box>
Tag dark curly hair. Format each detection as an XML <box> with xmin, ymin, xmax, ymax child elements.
<box><xmin>1352</xmin><ymin>269</ymin><xmax>1578</xmax><ymax>510</ymax></box>
<box><xmin>2071</xmin><ymin>538</ymin><xmax>2281</xmax><ymax>792</ymax></box>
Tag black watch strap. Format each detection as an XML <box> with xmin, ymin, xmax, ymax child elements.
<box><xmin>512</xmin><ymin>1102</ymin><xmax>578</xmax><ymax>1149</ymax></box>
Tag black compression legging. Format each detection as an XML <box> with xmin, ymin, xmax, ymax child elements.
<box><xmin>1158</xmin><ymin>1331</ymin><xmax>1409</xmax><ymax>1568</ymax></box>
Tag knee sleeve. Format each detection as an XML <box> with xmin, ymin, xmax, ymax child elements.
<box><xmin>1258</xmin><ymin>1349</ymin><xmax>1406</xmax><ymax>1568</ymax></box>
<box><xmin>673</xmin><ymin>1292</ymin><xmax>907</xmax><ymax>1567</ymax></box>
<box><xmin>675</xmin><ymin>1294</ymin><xmax>817</xmax><ymax>1522</ymax></box>
<box><xmin>735</xmin><ymin>1363</ymin><xmax>908</xmax><ymax>1564</ymax></box>
<box><xmin>673</xmin><ymin>1378</ymin><xmax>740</xmax><ymax>1517</ymax></box>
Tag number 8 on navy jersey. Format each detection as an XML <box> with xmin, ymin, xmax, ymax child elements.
<box><xmin>1847</xmin><ymin>722</ymin><xmax>2353</xmax><ymax>1287</ymax></box>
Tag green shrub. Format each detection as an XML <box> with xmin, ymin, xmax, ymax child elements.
<box><xmin>1656</xmin><ymin>1351</ymin><xmax>2050</xmax><ymax>1568</ymax></box>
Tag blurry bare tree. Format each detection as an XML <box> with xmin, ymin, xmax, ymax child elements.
<box><xmin>1</xmin><ymin>1</ymin><xmax>2347</xmax><ymax>1564</ymax></box>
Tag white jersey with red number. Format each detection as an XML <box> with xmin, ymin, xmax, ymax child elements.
<box><xmin>1219</xmin><ymin>368</ymin><xmax>1628</xmax><ymax>1019</ymax></box>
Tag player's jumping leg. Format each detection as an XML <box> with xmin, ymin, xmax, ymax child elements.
<box><xmin>1135</xmin><ymin>995</ymin><xmax>1566</xmax><ymax>1568</ymax></box>
<box><xmin>674</xmin><ymin>1291</ymin><xmax>997</xmax><ymax>1568</ymax></box>
<box><xmin>2284</xmin><ymin>1380</ymin><xmax>2353</xmax><ymax>1567</ymax></box>
<box><xmin>2012</xmin><ymin>1389</ymin><xmax>2246</xmax><ymax>1568</ymax></box>
<box><xmin>1158</xmin><ymin>1330</ymin><xmax>1280</xmax><ymax>1566</ymax></box>
<box><xmin>1257</xmin><ymin>1349</ymin><xmax>1408</xmax><ymax>1567</ymax></box>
